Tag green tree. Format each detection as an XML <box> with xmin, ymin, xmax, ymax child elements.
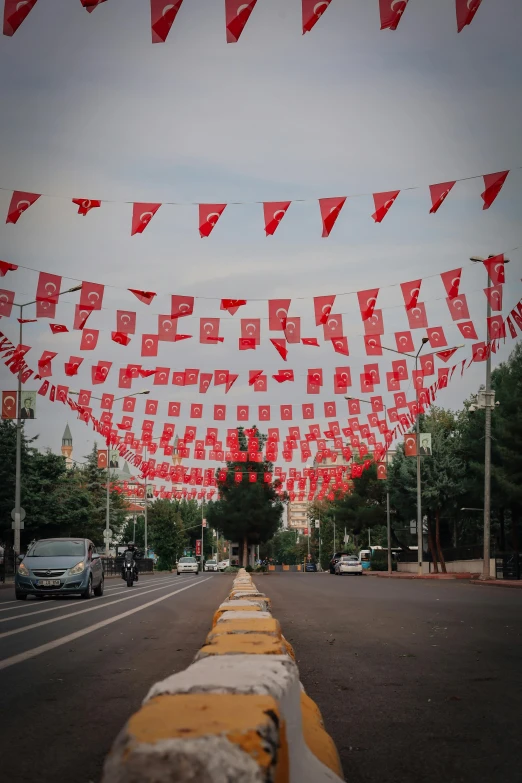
<box><xmin>207</xmin><ymin>426</ymin><xmax>284</xmax><ymax>566</ymax></box>
<box><xmin>148</xmin><ymin>499</ymin><xmax>186</xmax><ymax>570</ymax></box>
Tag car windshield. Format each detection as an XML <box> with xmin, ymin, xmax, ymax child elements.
<box><xmin>28</xmin><ymin>540</ymin><xmax>85</xmax><ymax>558</ymax></box>
<box><xmin>207</xmin><ymin>561</ymin><xmax>216</xmax><ymax>565</ymax></box>
<box><xmin>179</xmin><ymin>557</ymin><xmax>196</xmax><ymax>563</ymax></box>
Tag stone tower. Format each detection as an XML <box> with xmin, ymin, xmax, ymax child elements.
<box><xmin>61</xmin><ymin>423</ymin><xmax>73</xmax><ymax>468</ymax></box>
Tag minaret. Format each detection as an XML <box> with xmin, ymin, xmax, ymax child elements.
<box><xmin>61</xmin><ymin>424</ymin><xmax>73</xmax><ymax>468</ymax></box>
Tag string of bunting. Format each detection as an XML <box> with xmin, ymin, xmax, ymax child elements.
<box><xmin>3</xmin><ymin>1</ymin><xmax>488</xmax><ymax>41</ymax></box>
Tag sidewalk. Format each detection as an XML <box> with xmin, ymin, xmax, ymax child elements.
<box><xmin>470</xmin><ymin>578</ymin><xmax>522</xmax><ymax>589</ymax></box>
<box><xmin>364</xmin><ymin>571</ymin><xmax>476</xmax><ymax>580</ymax></box>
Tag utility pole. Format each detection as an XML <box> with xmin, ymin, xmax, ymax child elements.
<box><xmin>105</xmin><ymin>461</ymin><xmax>111</xmax><ymax>557</ymax></box>
<box><xmin>333</xmin><ymin>516</ymin><xmax>336</xmax><ymax>554</ymax></box>
<box><xmin>143</xmin><ymin>447</ymin><xmax>148</xmax><ymax>556</ymax></box>
<box><xmin>201</xmin><ymin>503</ymin><xmax>205</xmax><ymax>572</ymax></box>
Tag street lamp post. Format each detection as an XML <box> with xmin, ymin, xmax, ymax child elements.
<box><xmin>470</xmin><ymin>255</ymin><xmax>510</xmax><ymax>579</ymax></box>
<box><xmin>12</xmin><ymin>285</ymin><xmax>82</xmax><ymax>555</ymax></box>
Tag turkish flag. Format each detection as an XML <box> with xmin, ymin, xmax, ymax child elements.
<box><xmin>313</xmin><ymin>294</ymin><xmax>335</xmax><ymax>326</ymax></box>
<box><xmin>199</xmin><ymin>373</ymin><xmax>213</xmax><ymax>393</ymax></box>
<box><xmin>116</xmin><ymin>310</ymin><xmax>136</xmax><ymax>334</ymax></box>
<box><xmin>226</xmin><ymin>374</ymin><xmax>238</xmax><ymax>393</ymax></box>
<box><xmin>129</xmin><ymin>288</ymin><xmax>156</xmax><ymax>305</ymax></box>
<box><xmin>80</xmin><ymin>281</ymin><xmax>104</xmax><ymax>311</ymax></box>
<box><xmin>36</xmin><ymin>272</ymin><xmax>62</xmax><ymax>308</ymax></box>
<box><xmin>171</xmin><ymin>295</ymin><xmax>194</xmax><ymax>318</ymax></box>
<box><xmin>263</xmin><ymin>201</ymin><xmax>291</xmax><ymax>236</ymax></box>
<box><xmin>214</xmin><ymin>369</ymin><xmax>229</xmax><ymax>386</ymax></box>
<box><xmin>440</xmin><ymin>268</ymin><xmax>461</xmax><ymax>299</ymax></box>
<box><xmin>65</xmin><ymin>356</ymin><xmax>83</xmax><ymax>376</ymax></box>
<box><xmin>456</xmin><ymin>0</ymin><xmax>483</xmax><ymax>32</ymax></box>
<box><xmin>168</xmin><ymin>402</ymin><xmax>181</xmax><ymax>417</ymax></box>
<box><xmin>199</xmin><ymin>204</ymin><xmax>226</xmax><ymax>237</ymax></box>
<box><xmin>131</xmin><ymin>203</ymin><xmax>161</xmax><ymax>235</ymax></box>
<box><xmin>112</xmin><ymin>331</ymin><xmax>131</xmax><ymax>346</ymax></box>
<box><xmin>302</xmin><ymin>0</ymin><xmax>332</xmax><ymax>33</ymax></box>
<box><xmin>151</xmin><ymin>0</ymin><xmax>184</xmax><ymax>43</ymax></box>
<box><xmin>404</xmin><ymin>434</ymin><xmax>417</xmax><ymax>457</ymax></box>
<box><xmin>1</xmin><ymin>391</ymin><xmax>17</xmax><ymax>419</ymax></box>
<box><xmin>141</xmin><ymin>335</ymin><xmax>159</xmax><ymax>357</ymax></box>
<box><xmin>72</xmin><ymin>198</ymin><xmax>101</xmax><ymax>216</ymax></box>
<box><xmin>191</xmin><ymin>404</ymin><xmax>203</xmax><ymax>419</ymax></box>
<box><xmin>484</xmin><ymin>285</ymin><xmax>503</xmax><ymax>313</ymax></box>
<box><xmin>184</xmin><ymin>369</ymin><xmax>199</xmax><ymax>385</ymax></box>
<box><xmin>145</xmin><ymin>399</ymin><xmax>158</xmax><ymax>415</ymax></box>
<box><xmin>302</xmin><ymin>403</ymin><xmax>314</xmax><ymax>420</ymax></box>
<box><xmin>274</xmin><ymin>369</ymin><xmax>295</xmax><ymax>383</ymax></box>
<box><xmin>80</xmin><ymin>329</ymin><xmax>99</xmax><ymax>350</ymax></box>
<box><xmin>200</xmin><ymin>318</ymin><xmax>222</xmax><ymax>344</ymax></box>
<box><xmin>360</xmin><ymin>374</ymin><xmax>374</xmax><ymax>393</ymax></box>
<box><xmin>334</xmin><ymin>365</ymin><xmax>351</xmax><ymax>389</ymax></box>
<box><xmin>239</xmin><ymin>338</ymin><xmax>256</xmax><ymax>350</ymax></box>
<box><xmin>319</xmin><ymin>197</ymin><xmax>346</xmax><ymax>237</ymax></box>
<box><xmin>481</xmin><ymin>171</ymin><xmax>509</xmax><ymax>210</ymax></box>
<box><xmin>268</xmin><ymin>299</ymin><xmax>291</xmax><ymax>331</ymax></box>
<box><xmin>49</xmin><ymin>323</ymin><xmax>68</xmax><ymax>334</ymax></box>
<box><xmin>406</xmin><ymin>302</ymin><xmax>428</xmax><ymax>330</ymax></box>
<box><xmin>472</xmin><ymin>342</ymin><xmax>488</xmax><ymax>362</ymax></box>
<box><xmin>372</xmin><ymin>191</ymin><xmax>400</xmax><ymax>222</ymax></box>
<box><xmin>379</xmin><ymin>0</ymin><xmax>409</xmax><ymax>29</ymax></box>
<box><xmin>6</xmin><ymin>191</ymin><xmax>40</xmax><ymax>224</ymax></box>
<box><xmin>281</xmin><ymin>405</ymin><xmax>293</xmax><ymax>421</ymax></box>
<box><xmin>225</xmin><ymin>0</ymin><xmax>257</xmax><ymax>43</ymax></box>
<box><xmin>420</xmin><ymin>354</ymin><xmax>435</xmax><ymax>377</ymax></box>
<box><xmin>221</xmin><ymin>299</ymin><xmax>247</xmax><ymax>315</ymax></box>
<box><xmin>0</xmin><ymin>289</ymin><xmax>15</xmax><ymax>317</ymax></box>
<box><xmin>252</xmin><ymin>373</ymin><xmax>267</xmax><ymax>392</ymax></box>
<box><xmin>364</xmin><ymin>363</ymin><xmax>380</xmax><ymax>386</ymax></box>
<box><xmin>387</xmin><ymin>371</ymin><xmax>400</xmax><ymax>392</ymax></box>
<box><xmin>332</xmin><ymin>337</ymin><xmax>349</xmax><ymax>356</ymax></box>
<box><xmin>395</xmin><ymin>331</ymin><xmax>414</xmax><ymax>353</ymax></box>
<box><xmin>401</xmin><ymin>280</ymin><xmax>422</xmax><ymax>311</ymax></box>
<box><xmin>214</xmin><ymin>405</ymin><xmax>226</xmax><ymax>421</ymax></box>
<box><xmin>324</xmin><ymin>401</ymin><xmax>337</xmax><ymax>418</ymax></box>
<box><xmin>38</xmin><ymin>350</ymin><xmax>56</xmax><ymax>378</ymax></box>
<box><xmin>241</xmin><ymin>318</ymin><xmax>261</xmax><ymax>344</ymax></box>
<box><xmin>156</xmin><ymin>316</ymin><xmax>177</xmax><ymax>344</ymax></box>
<box><xmin>357</xmin><ymin>289</ymin><xmax>379</xmax><ymax>321</ymax></box>
<box><xmin>377</xmin><ymin>463</ymin><xmax>387</xmax><ymax>480</ymax></box>
<box><xmin>364</xmin><ymin>334</ymin><xmax>382</xmax><ymax>356</ymax></box>
<box><xmin>483</xmin><ymin>254</ymin><xmax>506</xmax><ymax>285</ymax></box>
<box><xmin>506</xmin><ymin>316</ymin><xmax>518</xmax><ymax>339</ymax></box>
<box><xmin>429</xmin><ymin>181</ymin><xmax>456</xmax><ymax>214</ymax></box>
<box><xmin>82</xmin><ymin>0</ymin><xmax>107</xmax><ymax>11</ymax></box>
<box><xmin>487</xmin><ymin>316</ymin><xmax>505</xmax><ymax>340</ymax></box>
<box><xmin>436</xmin><ymin>348</ymin><xmax>458</xmax><ymax>362</ymax></box>
<box><xmin>284</xmin><ymin>316</ymin><xmax>301</xmax><ymax>344</ymax></box>
<box><xmin>97</xmin><ymin>450</ymin><xmax>108</xmax><ymax>469</ymax></box>
<box><xmin>426</xmin><ymin>326</ymin><xmax>447</xmax><ymax>348</ymax></box>
<box><xmin>322</xmin><ymin>313</ymin><xmax>343</xmax><ymax>341</ymax></box>
<box><xmin>237</xmin><ymin>405</ymin><xmax>249</xmax><ymax>421</ymax></box>
<box><xmin>0</xmin><ymin>261</ymin><xmax>18</xmax><ymax>277</ymax></box>
<box><xmin>446</xmin><ymin>294</ymin><xmax>470</xmax><ymax>321</ymax></box>
<box><xmin>258</xmin><ymin>405</ymin><xmax>271</xmax><ymax>422</ymax></box>
<box><xmin>172</xmin><ymin>370</ymin><xmax>186</xmax><ymax>387</ymax></box>
<box><xmin>92</xmin><ymin>361</ymin><xmax>111</xmax><ymax>385</ymax></box>
<box><xmin>302</xmin><ymin>337</ymin><xmax>320</xmax><ymax>347</ymax></box>
<box><xmin>73</xmin><ymin>305</ymin><xmax>93</xmax><ymax>330</ymax></box>
<box><xmin>118</xmin><ymin>368</ymin><xmax>132</xmax><ymax>389</ymax></box>
<box><xmin>101</xmin><ymin>393</ymin><xmax>114</xmax><ymax>410</ymax></box>
<box><xmin>270</xmin><ymin>338</ymin><xmax>288</xmax><ymax>361</ymax></box>
<box><xmin>3</xmin><ymin>0</ymin><xmax>38</xmax><ymax>35</ymax></box>
<box><xmin>307</xmin><ymin>368</ymin><xmax>323</xmax><ymax>388</ymax></box>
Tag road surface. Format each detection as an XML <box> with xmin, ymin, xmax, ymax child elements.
<box><xmin>265</xmin><ymin>572</ymin><xmax>522</xmax><ymax>783</ymax></box>
<box><xmin>0</xmin><ymin>573</ymin><xmax>232</xmax><ymax>782</ymax></box>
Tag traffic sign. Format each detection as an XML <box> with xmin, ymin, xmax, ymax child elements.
<box><xmin>11</xmin><ymin>507</ymin><xmax>26</xmax><ymax>522</ymax></box>
<box><xmin>314</xmin><ymin>520</ymin><xmax>320</xmax><ymax>528</ymax></box>
<box><xmin>11</xmin><ymin>507</ymin><xmax>26</xmax><ymax>530</ymax></box>
<box><xmin>103</xmin><ymin>530</ymin><xmax>113</xmax><ymax>541</ymax></box>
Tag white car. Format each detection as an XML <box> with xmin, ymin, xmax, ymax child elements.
<box><xmin>335</xmin><ymin>556</ymin><xmax>363</xmax><ymax>575</ymax></box>
<box><xmin>217</xmin><ymin>559</ymin><xmax>230</xmax><ymax>572</ymax></box>
<box><xmin>204</xmin><ymin>560</ymin><xmax>218</xmax><ymax>572</ymax></box>
<box><xmin>176</xmin><ymin>556</ymin><xmax>199</xmax><ymax>575</ymax></box>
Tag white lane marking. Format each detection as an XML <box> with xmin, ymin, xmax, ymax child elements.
<box><xmin>0</xmin><ymin>578</ymin><xmax>213</xmax><ymax>672</ymax></box>
<box><xmin>0</xmin><ymin>578</ymin><xmax>211</xmax><ymax>641</ymax></box>
<box><xmin>0</xmin><ymin>577</ymin><xmax>173</xmax><ymax>623</ymax></box>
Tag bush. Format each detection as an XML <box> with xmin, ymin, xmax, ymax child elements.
<box><xmin>245</xmin><ymin>564</ymin><xmax>253</xmax><ymax>572</ymax></box>
<box><xmin>255</xmin><ymin>564</ymin><xmax>268</xmax><ymax>572</ymax></box>
<box><xmin>224</xmin><ymin>566</ymin><xmax>240</xmax><ymax>573</ymax></box>
<box><xmin>370</xmin><ymin>555</ymin><xmax>397</xmax><ymax>572</ymax></box>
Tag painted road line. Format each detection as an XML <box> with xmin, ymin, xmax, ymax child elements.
<box><xmin>0</xmin><ymin>577</ymin><xmax>173</xmax><ymax>623</ymax></box>
<box><xmin>0</xmin><ymin>578</ymin><xmax>213</xmax><ymax>641</ymax></box>
<box><xmin>0</xmin><ymin>578</ymin><xmax>214</xmax><ymax>672</ymax></box>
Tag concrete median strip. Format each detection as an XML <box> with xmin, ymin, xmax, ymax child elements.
<box><xmin>102</xmin><ymin>569</ymin><xmax>344</xmax><ymax>782</ymax></box>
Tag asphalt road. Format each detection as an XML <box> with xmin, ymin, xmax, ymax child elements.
<box><xmin>265</xmin><ymin>572</ymin><xmax>522</xmax><ymax>783</ymax></box>
<box><xmin>0</xmin><ymin>572</ymin><xmax>233</xmax><ymax>783</ymax></box>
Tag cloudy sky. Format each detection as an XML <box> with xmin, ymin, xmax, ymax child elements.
<box><xmin>0</xmin><ymin>0</ymin><xmax>520</xmax><ymax>475</ymax></box>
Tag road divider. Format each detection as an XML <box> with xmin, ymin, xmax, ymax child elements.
<box><xmin>102</xmin><ymin>568</ymin><xmax>344</xmax><ymax>782</ymax></box>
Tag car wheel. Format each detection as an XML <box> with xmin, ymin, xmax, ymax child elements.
<box><xmin>81</xmin><ymin>575</ymin><xmax>94</xmax><ymax>599</ymax></box>
<box><xmin>176</xmin><ymin>571</ymin><xmax>180</xmax><ymax>576</ymax></box>
<box><xmin>15</xmin><ymin>591</ymin><xmax>27</xmax><ymax>600</ymax></box>
<box><xmin>94</xmin><ymin>574</ymin><xmax>104</xmax><ymax>596</ymax></box>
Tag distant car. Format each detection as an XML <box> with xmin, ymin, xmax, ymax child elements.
<box><xmin>335</xmin><ymin>555</ymin><xmax>363</xmax><ymax>576</ymax></box>
<box><xmin>217</xmin><ymin>559</ymin><xmax>230</xmax><ymax>572</ymax></box>
<box><xmin>204</xmin><ymin>560</ymin><xmax>218</xmax><ymax>572</ymax></box>
<box><xmin>305</xmin><ymin>561</ymin><xmax>317</xmax><ymax>572</ymax></box>
<box><xmin>14</xmin><ymin>538</ymin><xmax>104</xmax><ymax>600</ymax></box>
<box><xmin>329</xmin><ymin>551</ymin><xmax>352</xmax><ymax>574</ymax></box>
<box><xmin>177</xmin><ymin>556</ymin><xmax>199</xmax><ymax>575</ymax></box>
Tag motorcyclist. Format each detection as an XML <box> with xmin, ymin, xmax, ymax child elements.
<box><xmin>121</xmin><ymin>541</ymin><xmax>139</xmax><ymax>581</ymax></box>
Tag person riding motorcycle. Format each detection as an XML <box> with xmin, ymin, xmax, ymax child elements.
<box><xmin>121</xmin><ymin>541</ymin><xmax>139</xmax><ymax>581</ymax></box>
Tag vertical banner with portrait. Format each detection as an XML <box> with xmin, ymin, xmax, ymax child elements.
<box><xmin>419</xmin><ymin>433</ymin><xmax>432</xmax><ymax>456</ymax></box>
<box><xmin>20</xmin><ymin>391</ymin><xmax>36</xmax><ymax>420</ymax></box>
<box><xmin>109</xmin><ymin>450</ymin><xmax>120</xmax><ymax>469</ymax></box>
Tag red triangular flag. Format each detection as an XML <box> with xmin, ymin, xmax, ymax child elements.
<box><xmin>131</xmin><ymin>203</ymin><xmax>161</xmax><ymax>235</ymax></box>
<box><xmin>221</xmin><ymin>299</ymin><xmax>247</xmax><ymax>315</ymax></box>
<box><xmin>270</xmin><ymin>338</ymin><xmax>288</xmax><ymax>361</ymax></box>
<box><xmin>436</xmin><ymin>348</ymin><xmax>458</xmax><ymax>363</ymax></box>
<box><xmin>82</xmin><ymin>0</ymin><xmax>107</xmax><ymax>12</ymax></box>
<box><xmin>371</xmin><ymin>191</ymin><xmax>399</xmax><ymax>223</ymax></box>
<box><xmin>6</xmin><ymin>191</ymin><xmax>40</xmax><ymax>224</ymax></box>
<box><xmin>483</xmin><ymin>254</ymin><xmax>505</xmax><ymax>286</ymax></box>
<box><xmin>429</xmin><ymin>181</ymin><xmax>456</xmax><ymax>214</ymax></box>
<box><xmin>302</xmin><ymin>337</ymin><xmax>320</xmax><ymax>346</ymax></box>
<box><xmin>302</xmin><ymin>0</ymin><xmax>333</xmax><ymax>34</ymax></box>
<box><xmin>50</xmin><ymin>324</ymin><xmax>68</xmax><ymax>334</ymax></box>
<box><xmin>72</xmin><ymin>198</ymin><xmax>101</xmax><ymax>216</ymax></box>
<box><xmin>3</xmin><ymin>0</ymin><xmax>38</xmax><ymax>36</ymax></box>
<box><xmin>481</xmin><ymin>171</ymin><xmax>509</xmax><ymax>210</ymax></box>
<box><xmin>456</xmin><ymin>0</ymin><xmax>483</xmax><ymax>33</ymax></box>
<box><xmin>226</xmin><ymin>0</ymin><xmax>257</xmax><ymax>43</ymax></box>
<box><xmin>379</xmin><ymin>0</ymin><xmax>409</xmax><ymax>31</ymax></box>
<box><xmin>199</xmin><ymin>204</ymin><xmax>226</xmax><ymax>238</ymax></box>
<box><xmin>225</xmin><ymin>374</ymin><xmax>239</xmax><ymax>393</ymax></box>
<box><xmin>319</xmin><ymin>197</ymin><xmax>346</xmax><ymax>237</ymax></box>
<box><xmin>151</xmin><ymin>0</ymin><xmax>184</xmax><ymax>44</ymax></box>
<box><xmin>0</xmin><ymin>260</ymin><xmax>18</xmax><ymax>277</ymax></box>
<box><xmin>263</xmin><ymin>201</ymin><xmax>291</xmax><ymax>236</ymax></box>
<box><xmin>129</xmin><ymin>288</ymin><xmax>157</xmax><ymax>305</ymax></box>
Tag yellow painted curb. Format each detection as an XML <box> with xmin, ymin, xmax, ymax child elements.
<box><xmin>206</xmin><ymin>617</ymin><xmax>282</xmax><ymax>642</ymax></box>
<box><xmin>213</xmin><ymin>603</ymin><xmax>263</xmax><ymax>626</ymax></box>
<box><xmin>300</xmin><ymin>692</ymin><xmax>343</xmax><ymax>778</ymax></box>
<box><xmin>198</xmin><ymin>633</ymin><xmax>288</xmax><ymax>657</ymax></box>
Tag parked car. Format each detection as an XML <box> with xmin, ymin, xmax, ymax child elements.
<box><xmin>329</xmin><ymin>551</ymin><xmax>352</xmax><ymax>574</ymax></box>
<box><xmin>217</xmin><ymin>559</ymin><xmax>230</xmax><ymax>572</ymax></box>
<box><xmin>176</xmin><ymin>556</ymin><xmax>199</xmax><ymax>575</ymax></box>
<box><xmin>335</xmin><ymin>555</ymin><xmax>363</xmax><ymax>576</ymax></box>
<box><xmin>14</xmin><ymin>538</ymin><xmax>104</xmax><ymax>600</ymax></box>
<box><xmin>204</xmin><ymin>559</ymin><xmax>218</xmax><ymax>572</ymax></box>
<box><xmin>305</xmin><ymin>561</ymin><xmax>317</xmax><ymax>572</ymax></box>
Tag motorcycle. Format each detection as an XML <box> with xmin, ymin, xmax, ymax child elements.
<box><xmin>122</xmin><ymin>551</ymin><xmax>137</xmax><ymax>587</ymax></box>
